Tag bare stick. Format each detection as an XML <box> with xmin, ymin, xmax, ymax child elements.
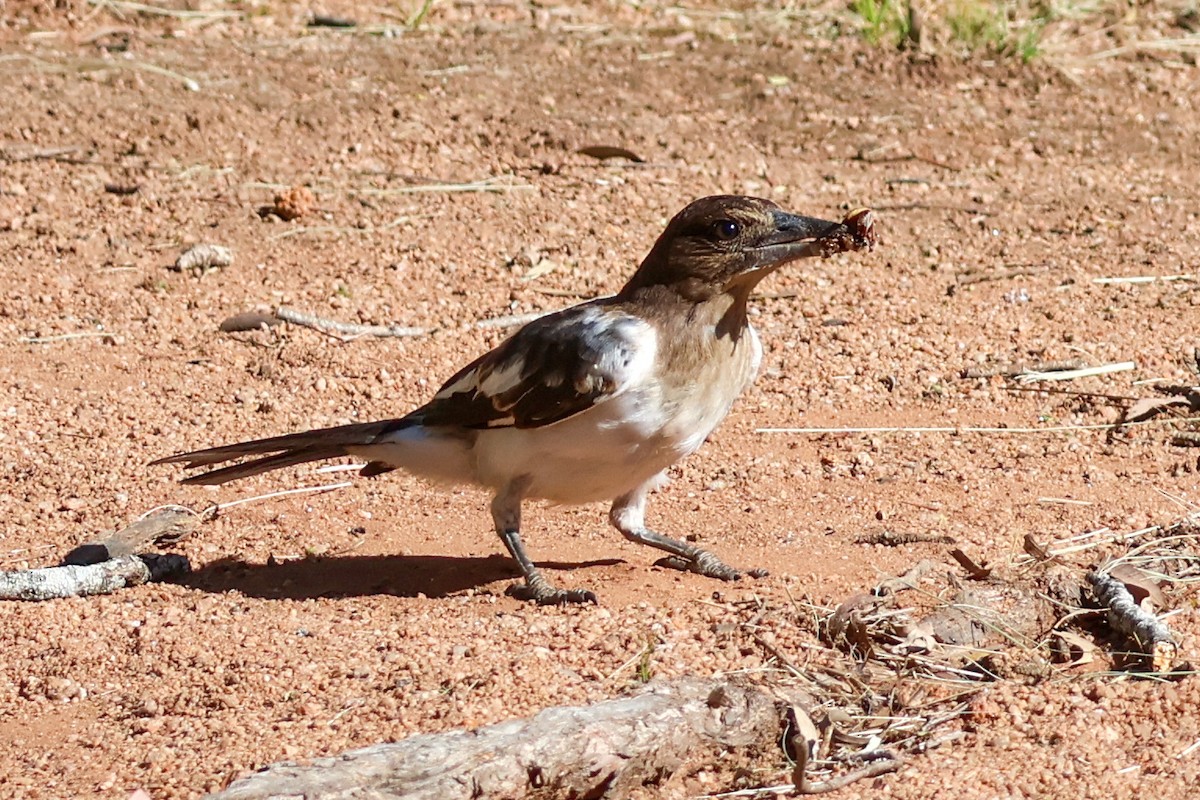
<box><xmin>1089</xmin><ymin>570</ymin><xmax>1178</xmax><ymax>671</ymax></box>
<box><xmin>961</xmin><ymin>358</ymin><xmax>1087</xmax><ymax>379</ymax></box>
<box><xmin>794</xmin><ymin>756</ymin><xmax>902</xmax><ymax>794</ymax></box>
<box><xmin>275</xmin><ymin>307</ymin><xmax>430</xmax><ymax>338</ymax></box>
<box><xmin>1093</xmin><ymin>274</ymin><xmax>1196</xmax><ymax>285</ymax></box>
<box><xmin>19</xmin><ymin>332</ymin><xmax>117</xmax><ymax>344</ymax></box>
<box><xmin>0</xmin><ymin>554</ymin><xmax>189</xmax><ymax>601</ymax></box>
<box><xmin>1017</xmin><ymin>361</ymin><xmax>1135</xmax><ymax>384</ymax></box>
<box><xmin>472</xmin><ymin>311</ymin><xmax>548</xmax><ymax>330</ymax></box>
<box><xmin>206</xmin><ymin>677</ymin><xmax>784</xmax><ymax>800</ymax></box>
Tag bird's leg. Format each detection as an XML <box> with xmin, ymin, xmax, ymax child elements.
<box><xmin>609</xmin><ymin>484</ymin><xmax>741</xmax><ymax>581</ymax></box>
<box><xmin>491</xmin><ymin>479</ymin><xmax>597</xmax><ymax>605</ymax></box>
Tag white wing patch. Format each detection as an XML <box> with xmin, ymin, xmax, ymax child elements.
<box><xmin>593</xmin><ymin>319</ymin><xmax>657</xmax><ymax>402</ymax></box>
<box><xmin>478</xmin><ymin>356</ymin><xmax>526</xmax><ymax>398</ymax></box>
<box><xmin>422</xmin><ymin>303</ymin><xmax>659</xmax><ymax>430</ymax></box>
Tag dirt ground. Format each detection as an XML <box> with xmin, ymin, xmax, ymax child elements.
<box><xmin>1</xmin><ymin>2</ymin><xmax>1199</xmax><ymax>798</ymax></box>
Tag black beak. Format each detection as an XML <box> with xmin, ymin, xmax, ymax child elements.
<box><xmin>743</xmin><ymin>209</ymin><xmax>875</xmax><ymax>273</ymax></box>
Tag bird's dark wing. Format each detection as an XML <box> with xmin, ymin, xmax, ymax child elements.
<box><xmin>417</xmin><ymin>302</ymin><xmax>657</xmax><ymax>430</ymax></box>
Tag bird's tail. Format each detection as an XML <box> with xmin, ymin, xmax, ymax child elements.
<box><xmin>151</xmin><ymin>419</ymin><xmax>415</xmax><ymax>485</ymax></box>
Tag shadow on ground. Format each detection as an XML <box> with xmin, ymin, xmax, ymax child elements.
<box><xmin>181</xmin><ymin>553</ymin><xmax>623</xmax><ymax>600</ymax></box>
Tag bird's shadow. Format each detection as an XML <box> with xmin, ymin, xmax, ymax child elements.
<box><xmin>182</xmin><ymin>552</ymin><xmax>622</xmax><ymax>600</ymax></box>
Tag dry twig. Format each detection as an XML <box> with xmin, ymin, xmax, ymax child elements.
<box><xmin>961</xmin><ymin>359</ymin><xmax>1087</xmax><ymax>379</ymax></box>
<box><xmin>1016</xmin><ymin>361</ymin><xmax>1135</xmax><ymax>384</ymax></box>
<box><xmin>274</xmin><ymin>307</ymin><xmax>428</xmax><ymax>339</ymax></box>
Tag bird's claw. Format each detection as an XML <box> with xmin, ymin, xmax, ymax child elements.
<box><xmin>507</xmin><ymin>576</ymin><xmax>598</xmax><ymax>605</ymax></box>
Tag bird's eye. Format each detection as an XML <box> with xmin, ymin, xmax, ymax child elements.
<box><xmin>712</xmin><ymin>219</ymin><xmax>740</xmax><ymax>241</ymax></box>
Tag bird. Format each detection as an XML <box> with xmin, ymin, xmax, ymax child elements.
<box><xmin>154</xmin><ymin>195</ymin><xmax>877</xmax><ymax>604</ymax></box>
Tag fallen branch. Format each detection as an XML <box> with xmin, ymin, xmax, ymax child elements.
<box><xmin>62</xmin><ymin>505</ymin><xmax>201</xmax><ymax>566</ymax></box>
<box><xmin>0</xmin><ymin>554</ymin><xmax>189</xmax><ymax>601</ymax></box>
<box><xmin>207</xmin><ymin>677</ymin><xmax>790</xmax><ymax>800</ymax></box>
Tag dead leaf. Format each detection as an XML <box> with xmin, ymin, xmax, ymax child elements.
<box><xmin>1108</xmin><ymin>563</ymin><xmax>1167</xmax><ymax>609</ymax></box>
<box><xmin>521</xmin><ymin>258</ymin><xmax>559</xmax><ymax>281</ymax></box>
<box><xmin>576</xmin><ymin>145</ymin><xmax>645</xmax><ymax>163</ymax></box>
<box><xmin>1022</xmin><ymin>534</ymin><xmax>1053</xmax><ymax>562</ymax></box>
<box><xmin>827</xmin><ymin>593</ymin><xmax>877</xmax><ymax>642</ymax></box>
<box><xmin>1123</xmin><ymin>395</ymin><xmax>1189</xmax><ymax>423</ymax></box>
<box><xmin>897</xmin><ymin>621</ymin><xmax>938</xmax><ymax>654</ymax></box>
<box><xmin>950</xmin><ymin>547</ymin><xmax>991</xmax><ymax>579</ymax></box>
<box><xmin>787</xmin><ymin>704</ymin><xmax>820</xmax><ymax>774</ymax></box>
<box><xmin>1051</xmin><ymin>630</ymin><xmax>1097</xmax><ymax>666</ymax></box>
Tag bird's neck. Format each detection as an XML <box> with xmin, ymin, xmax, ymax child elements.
<box><xmin>615</xmin><ymin>281</ymin><xmax>754</xmax><ymax>344</ymax></box>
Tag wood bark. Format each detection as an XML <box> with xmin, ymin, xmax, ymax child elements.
<box><xmin>0</xmin><ymin>554</ymin><xmax>189</xmax><ymax>600</ymax></box>
<box><xmin>207</xmin><ymin>677</ymin><xmax>787</xmax><ymax>800</ymax></box>
<box><xmin>61</xmin><ymin>505</ymin><xmax>200</xmax><ymax>566</ymax></box>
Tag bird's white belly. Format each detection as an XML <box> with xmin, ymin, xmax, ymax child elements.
<box><xmin>471</xmin><ymin>327</ymin><xmax>761</xmax><ymax>504</ymax></box>
<box><xmin>470</xmin><ymin>387</ymin><xmax>680</xmax><ymax>503</ymax></box>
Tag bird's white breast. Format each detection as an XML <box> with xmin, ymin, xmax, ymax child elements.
<box><xmin>470</xmin><ymin>323</ymin><xmax>762</xmax><ymax>504</ymax></box>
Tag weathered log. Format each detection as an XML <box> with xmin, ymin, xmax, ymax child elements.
<box><xmin>208</xmin><ymin>677</ymin><xmax>788</xmax><ymax>800</ymax></box>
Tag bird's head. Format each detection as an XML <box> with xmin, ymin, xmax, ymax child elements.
<box><xmin>622</xmin><ymin>195</ymin><xmax>873</xmax><ymax>301</ymax></box>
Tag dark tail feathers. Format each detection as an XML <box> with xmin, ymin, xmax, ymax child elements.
<box><xmin>151</xmin><ymin>419</ymin><xmax>414</xmax><ymax>485</ymax></box>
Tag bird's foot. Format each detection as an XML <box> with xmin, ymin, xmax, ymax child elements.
<box><xmin>654</xmin><ymin>549</ymin><xmax>744</xmax><ymax>581</ymax></box>
<box><xmin>507</xmin><ymin>573</ymin><xmax>598</xmax><ymax>605</ymax></box>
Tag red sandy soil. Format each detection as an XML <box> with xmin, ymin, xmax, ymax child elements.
<box><xmin>0</xmin><ymin>2</ymin><xmax>1198</xmax><ymax>798</ymax></box>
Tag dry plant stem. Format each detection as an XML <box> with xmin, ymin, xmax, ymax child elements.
<box><xmin>1088</xmin><ymin>571</ymin><xmax>1178</xmax><ymax>670</ymax></box>
<box><xmin>793</xmin><ymin>756</ymin><xmax>902</xmax><ymax>794</ymax></box>
<box><xmin>1017</xmin><ymin>361</ymin><xmax>1135</xmax><ymax>384</ymax></box>
<box><xmin>206</xmin><ymin>677</ymin><xmax>782</xmax><ymax>800</ymax></box>
<box><xmin>0</xmin><ymin>554</ymin><xmax>189</xmax><ymax>601</ymax></box>
<box><xmin>961</xmin><ymin>358</ymin><xmax>1087</xmax><ymax>379</ymax></box>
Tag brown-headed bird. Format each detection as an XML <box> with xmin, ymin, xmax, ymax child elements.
<box><xmin>154</xmin><ymin>196</ymin><xmax>876</xmax><ymax>604</ymax></box>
